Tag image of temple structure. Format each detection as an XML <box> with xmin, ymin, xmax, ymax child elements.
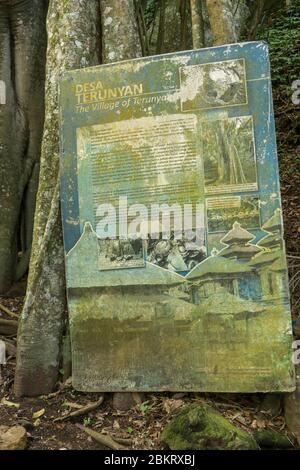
<box><xmin>187</xmin><ymin>221</ymin><xmax>263</xmax><ymax>303</ymax></box>
<box><xmin>186</xmin><ymin>209</ymin><xmax>288</xmax><ymax>306</ymax></box>
<box><xmin>67</xmin><ymin>209</ymin><xmax>288</xmax><ymax>309</ymax></box>
<box><xmin>218</xmin><ymin>221</ymin><xmax>261</xmax><ymax>262</ymax></box>
<box><xmin>250</xmin><ymin>208</ymin><xmax>288</xmax><ymax>303</ymax></box>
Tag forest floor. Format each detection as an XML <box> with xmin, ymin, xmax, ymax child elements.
<box><xmin>0</xmin><ymin>328</ymin><xmax>296</xmax><ymax>450</ymax></box>
<box><xmin>0</xmin><ymin>83</ymin><xmax>299</xmax><ymax>452</ymax></box>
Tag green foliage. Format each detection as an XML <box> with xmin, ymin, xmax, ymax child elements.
<box><xmin>258</xmin><ymin>4</ymin><xmax>300</xmax><ymax>87</ymax></box>
<box><xmin>83</xmin><ymin>417</ymin><xmax>95</xmax><ymax>427</ymax></box>
<box><xmin>143</xmin><ymin>0</ymin><xmax>158</xmax><ymax>27</ymax></box>
<box><xmin>139</xmin><ymin>400</ymin><xmax>152</xmax><ymax>414</ymax></box>
<box><xmin>126</xmin><ymin>426</ymin><xmax>134</xmax><ymax>434</ymax></box>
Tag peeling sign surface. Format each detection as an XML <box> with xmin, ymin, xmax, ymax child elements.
<box><xmin>59</xmin><ymin>42</ymin><xmax>295</xmax><ymax>392</ymax></box>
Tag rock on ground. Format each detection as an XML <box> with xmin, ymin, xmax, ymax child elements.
<box><xmin>0</xmin><ymin>425</ymin><xmax>27</xmax><ymax>450</ymax></box>
<box><xmin>112</xmin><ymin>392</ymin><xmax>144</xmax><ymax>411</ymax></box>
<box><xmin>161</xmin><ymin>404</ymin><xmax>258</xmax><ymax>450</ymax></box>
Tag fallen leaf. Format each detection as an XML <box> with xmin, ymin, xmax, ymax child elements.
<box><xmin>163</xmin><ymin>399</ymin><xmax>184</xmax><ymax>414</ymax></box>
<box><xmin>32</xmin><ymin>408</ymin><xmax>45</xmax><ymax>420</ymax></box>
<box><xmin>1</xmin><ymin>397</ymin><xmax>20</xmax><ymax>408</ymax></box>
<box><xmin>235</xmin><ymin>415</ymin><xmax>247</xmax><ymax>425</ymax></box>
<box><xmin>172</xmin><ymin>393</ymin><xmax>187</xmax><ymax>399</ymax></box>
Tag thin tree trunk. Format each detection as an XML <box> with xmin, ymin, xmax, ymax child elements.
<box><xmin>180</xmin><ymin>0</ymin><xmax>188</xmax><ymax>50</ymax></box>
<box><xmin>14</xmin><ymin>0</ymin><xmax>101</xmax><ymax>397</ymax></box>
<box><xmin>149</xmin><ymin>2</ymin><xmax>159</xmax><ymax>45</ymax></box>
<box><xmin>205</xmin><ymin>0</ymin><xmax>237</xmax><ymax>45</ymax></box>
<box><xmin>138</xmin><ymin>1</ymin><xmax>150</xmax><ymax>55</ymax></box>
<box><xmin>156</xmin><ymin>0</ymin><xmax>166</xmax><ymax>54</ymax></box>
<box><xmin>248</xmin><ymin>0</ymin><xmax>265</xmax><ymax>39</ymax></box>
<box><xmin>248</xmin><ymin>0</ymin><xmax>282</xmax><ymax>40</ymax></box>
<box><xmin>134</xmin><ymin>0</ymin><xmax>150</xmax><ymax>56</ymax></box>
<box><xmin>190</xmin><ymin>0</ymin><xmax>205</xmax><ymax>48</ymax></box>
<box><xmin>100</xmin><ymin>0</ymin><xmax>142</xmax><ymax>62</ymax></box>
<box><xmin>134</xmin><ymin>0</ymin><xmax>146</xmax><ymax>56</ymax></box>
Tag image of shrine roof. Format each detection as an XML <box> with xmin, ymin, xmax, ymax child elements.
<box><xmin>186</xmin><ymin>255</ymin><xmax>253</xmax><ymax>280</ymax></box>
<box><xmin>261</xmin><ymin>208</ymin><xmax>282</xmax><ymax>232</ymax></box>
<box><xmin>257</xmin><ymin>232</ymin><xmax>282</xmax><ymax>248</ymax></box>
<box><xmin>218</xmin><ymin>244</ymin><xmax>261</xmax><ymax>258</ymax></box>
<box><xmin>220</xmin><ymin>222</ymin><xmax>255</xmax><ymax>244</ymax></box>
<box><xmin>249</xmin><ymin>251</ymin><xmax>284</xmax><ymax>269</ymax></box>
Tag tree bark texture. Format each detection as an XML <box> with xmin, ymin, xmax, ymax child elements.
<box><xmin>100</xmin><ymin>0</ymin><xmax>142</xmax><ymax>62</ymax></box>
<box><xmin>205</xmin><ymin>0</ymin><xmax>237</xmax><ymax>45</ymax></box>
<box><xmin>14</xmin><ymin>0</ymin><xmax>101</xmax><ymax>397</ymax></box>
<box><xmin>190</xmin><ymin>0</ymin><xmax>205</xmax><ymax>48</ymax></box>
<box><xmin>0</xmin><ymin>0</ymin><xmax>48</xmax><ymax>293</ymax></box>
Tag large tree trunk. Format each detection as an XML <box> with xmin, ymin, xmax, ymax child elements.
<box><xmin>0</xmin><ymin>0</ymin><xmax>48</xmax><ymax>294</ymax></box>
<box><xmin>205</xmin><ymin>0</ymin><xmax>237</xmax><ymax>45</ymax></box>
<box><xmin>14</xmin><ymin>0</ymin><xmax>101</xmax><ymax>397</ymax></box>
<box><xmin>14</xmin><ymin>0</ymin><xmax>142</xmax><ymax>397</ymax></box>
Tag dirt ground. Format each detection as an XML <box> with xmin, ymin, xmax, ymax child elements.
<box><xmin>0</xmin><ymin>344</ymin><xmax>295</xmax><ymax>450</ymax></box>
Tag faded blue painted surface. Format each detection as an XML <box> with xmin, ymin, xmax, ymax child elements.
<box><xmin>60</xmin><ymin>42</ymin><xmax>279</xmax><ymax>254</ymax></box>
<box><xmin>59</xmin><ymin>42</ymin><xmax>295</xmax><ymax>392</ymax></box>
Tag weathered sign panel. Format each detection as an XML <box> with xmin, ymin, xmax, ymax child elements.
<box><xmin>59</xmin><ymin>42</ymin><xmax>295</xmax><ymax>392</ymax></box>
